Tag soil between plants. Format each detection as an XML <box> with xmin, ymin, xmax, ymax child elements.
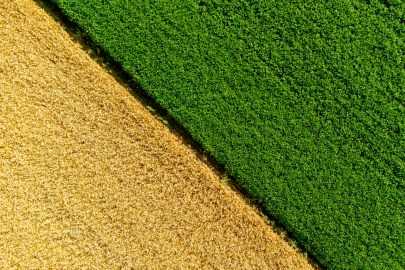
<box><xmin>0</xmin><ymin>0</ymin><xmax>315</xmax><ymax>268</ymax></box>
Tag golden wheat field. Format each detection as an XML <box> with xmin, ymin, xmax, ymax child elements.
<box><xmin>0</xmin><ymin>0</ymin><xmax>316</xmax><ymax>268</ymax></box>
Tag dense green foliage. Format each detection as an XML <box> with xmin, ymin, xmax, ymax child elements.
<box><xmin>49</xmin><ymin>0</ymin><xmax>405</xmax><ymax>268</ymax></box>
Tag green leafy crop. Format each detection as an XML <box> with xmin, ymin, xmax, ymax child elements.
<box><xmin>49</xmin><ymin>0</ymin><xmax>405</xmax><ymax>268</ymax></box>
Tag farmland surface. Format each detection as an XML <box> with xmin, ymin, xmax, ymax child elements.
<box><xmin>0</xmin><ymin>0</ymin><xmax>315</xmax><ymax>268</ymax></box>
<box><xmin>47</xmin><ymin>0</ymin><xmax>405</xmax><ymax>268</ymax></box>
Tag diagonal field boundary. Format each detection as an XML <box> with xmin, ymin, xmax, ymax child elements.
<box><xmin>42</xmin><ymin>0</ymin><xmax>405</xmax><ymax>268</ymax></box>
<box><xmin>0</xmin><ymin>0</ymin><xmax>315</xmax><ymax>268</ymax></box>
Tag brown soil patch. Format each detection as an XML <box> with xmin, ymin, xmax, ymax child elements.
<box><xmin>0</xmin><ymin>0</ymin><xmax>315</xmax><ymax>269</ymax></box>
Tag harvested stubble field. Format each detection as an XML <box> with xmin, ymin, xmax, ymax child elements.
<box><xmin>0</xmin><ymin>0</ymin><xmax>315</xmax><ymax>269</ymax></box>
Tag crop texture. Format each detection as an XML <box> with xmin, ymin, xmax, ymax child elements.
<box><xmin>0</xmin><ymin>0</ymin><xmax>315</xmax><ymax>268</ymax></box>
<box><xmin>49</xmin><ymin>0</ymin><xmax>405</xmax><ymax>268</ymax></box>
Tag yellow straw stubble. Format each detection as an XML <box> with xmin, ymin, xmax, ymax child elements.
<box><xmin>0</xmin><ymin>0</ymin><xmax>315</xmax><ymax>269</ymax></box>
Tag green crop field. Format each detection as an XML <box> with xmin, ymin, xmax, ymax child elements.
<box><xmin>47</xmin><ymin>0</ymin><xmax>405</xmax><ymax>268</ymax></box>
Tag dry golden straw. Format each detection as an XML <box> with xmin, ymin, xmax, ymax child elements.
<box><xmin>0</xmin><ymin>0</ymin><xmax>315</xmax><ymax>268</ymax></box>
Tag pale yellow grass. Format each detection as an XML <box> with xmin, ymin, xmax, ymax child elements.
<box><xmin>0</xmin><ymin>0</ymin><xmax>315</xmax><ymax>269</ymax></box>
